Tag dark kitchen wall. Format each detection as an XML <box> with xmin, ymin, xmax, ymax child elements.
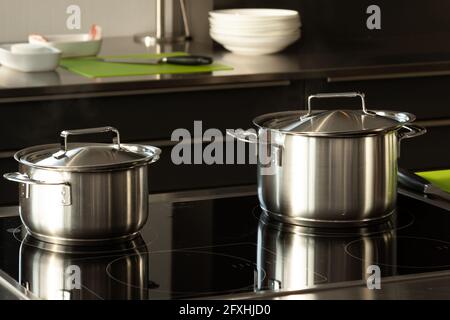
<box><xmin>214</xmin><ymin>0</ymin><xmax>450</xmax><ymax>51</ymax></box>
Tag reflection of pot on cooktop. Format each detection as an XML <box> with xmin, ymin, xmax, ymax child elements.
<box><xmin>19</xmin><ymin>235</ymin><xmax>150</xmax><ymax>300</ymax></box>
<box><xmin>256</xmin><ymin>213</ymin><xmax>397</xmax><ymax>291</ymax></box>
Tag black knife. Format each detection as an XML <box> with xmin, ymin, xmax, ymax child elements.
<box><xmin>101</xmin><ymin>55</ymin><xmax>213</xmax><ymax>66</ymax></box>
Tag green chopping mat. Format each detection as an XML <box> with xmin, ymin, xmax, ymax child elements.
<box><xmin>59</xmin><ymin>52</ymin><xmax>233</xmax><ymax>78</ymax></box>
<box><xmin>417</xmin><ymin>169</ymin><xmax>450</xmax><ymax>193</ymax></box>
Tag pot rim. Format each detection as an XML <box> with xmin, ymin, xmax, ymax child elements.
<box><xmin>14</xmin><ymin>143</ymin><xmax>161</xmax><ymax>172</ymax></box>
<box><xmin>253</xmin><ymin>109</ymin><xmax>417</xmax><ymax>137</ymax></box>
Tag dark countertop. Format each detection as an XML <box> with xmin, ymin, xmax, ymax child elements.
<box><xmin>280</xmin><ymin>271</ymin><xmax>450</xmax><ymax>300</ymax></box>
<box><xmin>5</xmin><ymin>269</ymin><xmax>450</xmax><ymax>300</ymax></box>
<box><xmin>210</xmin><ymin>270</ymin><xmax>450</xmax><ymax>300</ymax></box>
<box><xmin>4</xmin><ymin>269</ymin><xmax>450</xmax><ymax>300</ymax></box>
<box><xmin>3</xmin><ymin>35</ymin><xmax>450</xmax><ymax>102</ymax></box>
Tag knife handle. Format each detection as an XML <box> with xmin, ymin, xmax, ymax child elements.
<box><xmin>398</xmin><ymin>168</ymin><xmax>430</xmax><ymax>193</ymax></box>
<box><xmin>161</xmin><ymin>55</ymin><xmax>213</xmax><ymax>66</ymax></box>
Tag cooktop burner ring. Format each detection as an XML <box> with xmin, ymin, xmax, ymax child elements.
<box><xmin>257</xmin><ymin>210</ymin><xmax>415</xmax><ymax>238</ymax></box>
<box><xmin>11</xmin><ymin>224</ymin><xmax>158</xmax><ymax>255</ymax></box>
<box><xmin>106</xmin><ymin>248</ymin><xmax>264</xmax><ymax>297</ymax></box>
<box><xmin>256</xmin><ymin>245</ymin><xmax>329</xmax><ymax>285</ymax></box>
<box><xmin>345</xmin><ymin>236</ymin><xmax>450</xmax><ymax>269</ymax></box>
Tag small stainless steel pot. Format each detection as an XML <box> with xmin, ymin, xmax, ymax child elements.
<box><xmin>4</xmin><ymin>126</ymin><xmax>161</xmax><ymax>245</ymax></box>
<box><xmin>229</xmin><ymin>92</ymin><xmax>426</xmax><ymax>226</ymax></box>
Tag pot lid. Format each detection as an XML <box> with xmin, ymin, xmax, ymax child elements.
<box><xmin>15</xmin><ymin>127</ymin><xmax>161</xmax><ymax>171</ymax></box>
<box><xmin>254</xmin><ymin>92</ymin><xmax>415</xmax><ymax>136</ymax></box>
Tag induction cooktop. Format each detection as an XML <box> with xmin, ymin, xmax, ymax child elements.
<box><xmin>0</xmin><ymin>186</ymin><xmax>449</xmax><ymax>300</ymax></box>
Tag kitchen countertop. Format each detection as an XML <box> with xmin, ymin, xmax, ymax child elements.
<box><xmin>3</xmin><ymin>35</ymin><xmax>450</xmax><ymax>102</ymax></box>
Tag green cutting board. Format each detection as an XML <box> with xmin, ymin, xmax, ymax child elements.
<box><xmin>417</xmin><ymin>169</ymin><xmax>450</xmax><ymax>193</ymax></box>
<box><xmin>60</xmin><ymin>52</ymin><xmax>233</xmax><ymax>78</ymax></box>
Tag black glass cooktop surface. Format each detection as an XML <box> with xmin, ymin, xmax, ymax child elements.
<box><xmin>0</xmin><ymin>186</ymin><xmax>449</xmax><ymax>300</ymax></box>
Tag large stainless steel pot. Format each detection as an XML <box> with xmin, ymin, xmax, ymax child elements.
<box><xmin>229</xmin><ymin>92</ymin><xmax>426</xmax><ymax>226</ymax></box>
<box><xmin>4</xmin><ymin>126</ymin><xmax>161</xmax><ymax>245</ymax></box>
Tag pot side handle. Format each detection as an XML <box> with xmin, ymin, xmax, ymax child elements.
<box><xmin>398</xmin><ymin>125</ymin><xmax>427</xmax><ymax>141</ymax></box>
<box><xmin>148</xmin><ymin>147</ymin><xmax>162</xmax><ymax>164</ymax></box>
<box><xmin>4</xmin><ymin>172</ymin><xmax>67</xmax><ymax>186</ymax></box>
<box><xmin>226</xmin><ymin>129</ymin><xmax>258</xmax><ymax>144</ymax></box>
<box><xmin>3</xmin><ymin>172</ymin><xmax>71</xmax><ymax>205</ymax></box>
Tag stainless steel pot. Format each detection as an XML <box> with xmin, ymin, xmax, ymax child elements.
<box><xmin>229</xmin><ymin>92</ymin><xmax>426</xmax><ymax>226</ymax></box>
<box><xmin>4</xmin><ymin>126</ymin><xmax>161</xmax><ymax>245</ymax></box>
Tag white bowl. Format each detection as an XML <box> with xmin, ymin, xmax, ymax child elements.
<box><xmin>209</xmin><ymin>21</ymin><xmax>301</xmax><ymax>34</ymax></box>
<box><xmin>210</xmin><ymin>9</ymin><xmax>300</xmax><ymax>22</ymax></box>
<box><xmin>210</xmin><ymin>26</ymin><xmax>300</xmax><ymax>37</ymax></box>
<box><xmin>210</xmin><ymin>30</ymin><xmax>300</xmax><ymax>45</ymax></box>
<box><xmin>209</xmin><ymin>17</ymin><xmax>300</xmax><ymax>31</ymax></box>
<box><xmin>29</xmin><ymin>34</ymin><xmax>102</xmax><ymax>58</ymax></box>
<box><xmin>208</xmin><ymin>17</ymin><xmax>301</xmax><ymax>27</ymax></box>
<box><xmin>222</xmin><ymin>45</ymin><xmax>293</xmax><ymax>56</ymax></box>
<box><xmin>210</xmin><ymin>31</ymin><xmax>300</xmax><ymax>55</ymax></box>
<box><xmin>0</xmin><ymin>44</ymin><xmax>61</xmax><ymax>72</ymax></box>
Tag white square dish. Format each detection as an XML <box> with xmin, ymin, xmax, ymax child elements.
<box><xmin>0</xmin><ymin>44</ymin><xmax>61</xmax><ymax>72</ymax></box>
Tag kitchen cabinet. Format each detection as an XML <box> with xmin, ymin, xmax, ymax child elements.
<box><xmin>400</xmin><ymin>125</ymin><xmax>450</xmax><ymax>170</ymax></box>
<box><xmin>0</xmin><ymin>81</ymin><xmax>302</xmax><ymax>150</ymax></box>
<box><xmin>148</xmin><ymin>140</ymin><xmax>256</xmax><ymax>192</ymax></box>
<box><xmin>305</xmin><ymin>77</ymin><xmax>450</xmax><ymax>119</ymax></box>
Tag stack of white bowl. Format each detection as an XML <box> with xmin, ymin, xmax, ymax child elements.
<box><xmin>209</xmin><ymin>9</ymin><xmax>301</xmax><ymax>56</ymax></box>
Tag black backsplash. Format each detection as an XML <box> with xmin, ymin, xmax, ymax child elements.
<box><xmin>213</xmin><ymin>1</ymin><xmax>450</xmax><ymax>51</ymax></box>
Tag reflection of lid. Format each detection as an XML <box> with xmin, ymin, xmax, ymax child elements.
<box><xmin>254</xmin><ymin>109</ymin><xmax>415</xmax><ymax>136</ymax></box>
<box><xmin>16</xmin><ymin>143</ymin><xmax>161</xmax><ymax>172</ymax></box>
